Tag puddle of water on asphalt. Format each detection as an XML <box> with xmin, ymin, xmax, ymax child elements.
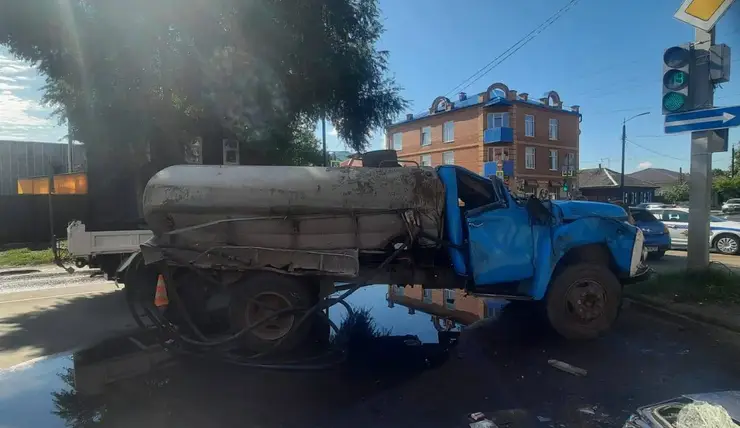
<box><xmin>0</xmin><ymin>284</ymin><xmax>508</xmax><ymax>428</ymax></box>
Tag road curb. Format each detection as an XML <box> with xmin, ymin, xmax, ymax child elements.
<box><xmin>626</xmin><ymin>294</ymin><xmax>740</xmax><ymax>334</ymax></box>
<box><xmin>0</xmin><ymin>269</ymin><xmax>41</xmax><ymax>277</ymax></box>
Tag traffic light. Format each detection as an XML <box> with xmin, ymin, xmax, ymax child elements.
<box><xmin>662</xmin><ymin>44</ymin><xmax>693</xmax><ymax>114</ymax></box>
<box><xmin>562</xmin><ymin>180</ymin><xmax>569</xmax><ymax>192</ymax></box>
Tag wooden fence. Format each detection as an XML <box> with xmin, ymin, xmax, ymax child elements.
<box><xmin>0</xmin><ymin>195</ymin><xmax>88</xmax><ymax>245</ymax></box>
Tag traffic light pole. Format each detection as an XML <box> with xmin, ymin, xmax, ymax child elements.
<box><xmin>686</xmin><ymin>27</ymin><xmax>715</xmax><ymax>270</ymax></box>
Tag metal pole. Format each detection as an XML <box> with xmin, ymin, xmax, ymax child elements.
<box><xmin>620</xmin><ymin>119</ymin><xmax>626</xmax><ymax>202</ymax></box>
<box><xmin>732</xmin><ymin>144</ymin><xmax>736</xmax><ymax>177</ymax></box>
<box><xmin>321</xmin><ymin>117</ymin><xmax>327</xmax><ymax>167</ymax></box>
<box><xmin>686</xmin><ymin>27</ymin><xmax>715</xmax><ymax>270</ymax></box>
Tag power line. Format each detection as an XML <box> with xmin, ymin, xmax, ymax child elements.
<box><xmin>442</xmin><ymin>0</ymin><xmax>581</xmax><ymax>99</ymax></box>
<box><xmin>626</xmin><ymin>138</ymin><xmax>687</xmax><ymax>162</ymax></box>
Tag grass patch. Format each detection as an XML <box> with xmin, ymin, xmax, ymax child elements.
<box><xmin>0</xmin><ymin>247</ymin><xmax>55</xmax><ymax>267</ymax></box>
<box><xmin>627</xmin><ymin>268</ymin><xmax>740</xmax><ymax>305</ymax></box>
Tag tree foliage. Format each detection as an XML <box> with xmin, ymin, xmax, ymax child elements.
<box><xmin>663</xmin><ymin>181</ymin><xmax>689</xmax><ymax>204</ymax></box>
<box><xmin>0</xmin><ymin>0</ymin><xmax>407</xmax><ymax>166</ymax></box>
<box><xmin>713</xmin><ymin>174</ymin><xmax>740</xmax><ymax>199</ymax></box>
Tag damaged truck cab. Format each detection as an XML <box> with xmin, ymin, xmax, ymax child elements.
<box><xmin>130</xmin><ymin>160</ymin><xmax>645</xmax><ymax>353</ymax></box>
<box><xmin>438</xmin><ymin>165</ymin><xmax>644</xmax><ymax>339</ymax></box>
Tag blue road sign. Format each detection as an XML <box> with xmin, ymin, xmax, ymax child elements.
<box><xmin>664</xmin><ymin>105</ymin><xmax>740</xmax><ymax>134</ymax></box>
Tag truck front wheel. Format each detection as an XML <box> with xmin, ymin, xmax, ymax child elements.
<box><xmin>545</xmin><ymin>264</ymin><xmax>621</xmax><ymax>340</ymax></box>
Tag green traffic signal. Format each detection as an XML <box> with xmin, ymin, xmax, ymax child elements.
<box><xmin>663</xmin><ymin>69</ymin><xmax>688</xmax><ymax>90</ymax></box>
<box><xmin>563</xmin><ymin>182</ymin><xmax>569</xmax><ymax>192</ymax></box>
<box><xmin>662</xmin><ymin>92</ymin><xmax>686</xmax><ymax>112</ymax></box>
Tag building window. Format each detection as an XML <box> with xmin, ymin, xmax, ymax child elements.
<box><xmin>421</xmin><ymin>126</ymin><xmax>431</xmax><ymax>146</ymax></box>
<box><xmin>549</xmin><ymin>149</ymin><xmax>558</xmax><ymax>171</ymax></box>
<box><xmin>423</xmin><ymin>289</ymin><xmax>433</xmax><ymax>303</ymax></box>
<box><xmin>549</xmin><ymin>119</ymin><xmax>558</xmax><ymax>140</ymax></box>
<box><xmin>525</xmin><ymin>115</ymin><xmax>535</xmax><ymax>137</ymax></box>
<box><xmin>443</xmin><ymin>121</ymin><xmax>455</xmax><ymax>143</ymax></box>
<box><xmin>420</xmin><ymin>154</ymin><xmax>432</xmax><ymax>167</ymax></box>
<box><xmin>487</xmin><ymin>112</ymin><xmax>509</xmax><ymax>129</ymax></box>
<box><xmin>392</xmin><ymin>132</ymin><xmax>403</xmax><ymax>150</ymax></box>
<box><xmin>485</xmin><ymin>147</ymin><xmax>510</xmax><ymax>162</ymax></box>
<box><xmin>444</xmin><ymin>289</ymin><xmax>455</xmax><ymax>309</ymax></box>
<box><xmin>185</xmin><ymin>137</ymin><xmax>203</xmax><ymax>164</ymax></box>
<box><xmin>223</xmin><ymin>139</ymin><xmax>240</xmax><ymax>165</ymax></box>
<box><xmin>443</xmin><ymin>151</ymin><xmax>455</xmax><ymax>165</ymax></box>
<box><xmin>525</xmin><ymin>147</ymin><xmax>536</xmax><ymax>169</ymax></box>
<box><xmin>565</xmin><ymin>152</ymin><xmax>575</xmax><ymax>168</ymax></box>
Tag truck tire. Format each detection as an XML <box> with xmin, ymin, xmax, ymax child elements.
<box><xmin>545</xmin><ymin>263</ymin><xmax>621</xmax><ymax>340</ymax></box>
<box><xmin>228</xmin><ymin>272</ymin><xmax>317</xmax><ymax>353</ymax></box>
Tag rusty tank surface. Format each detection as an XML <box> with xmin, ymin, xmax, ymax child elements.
<box><xmin>142</xmin><ymin>165</ymin><xmax>445</xmax><ymax>256</ymax></box>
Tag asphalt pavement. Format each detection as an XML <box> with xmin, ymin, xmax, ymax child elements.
<box><xmin>1</xmin><ymin>285</ymin><xmax>739</xmax><ymax>427</ymax></box>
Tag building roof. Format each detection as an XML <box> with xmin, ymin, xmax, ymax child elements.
<box><xmin>578</xmin><ymin>167</ymin><xmax>660</xmax><ymax>189</ymax></box>
<box><xmin>627</xmin><ymin>168</ymin><xmax>687</xmax><ymax>186</ymax></box>
<box><xmin>388</xmin><ymin>83</ymin><xmax>580</xmax><ymax>128</ymax></box>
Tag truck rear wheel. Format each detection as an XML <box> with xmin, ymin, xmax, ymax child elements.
<box><xmin>545</xmin><ymin>263</ymin><xmax>621</xmax><ymax>340</ymax></box>
<box><xmin>228</xmin><ymin>272</ymin><xmax>317</xmax><ymax>353</ymax></box>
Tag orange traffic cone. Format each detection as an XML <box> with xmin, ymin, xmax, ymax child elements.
<box><xmin>154</xmin><ymin>274</ymin><xmax>169</xmax><ymax>308</ymax></box>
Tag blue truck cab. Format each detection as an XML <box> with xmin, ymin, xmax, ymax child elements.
<box><xmin>437</xmin><ymin>165</ymin><xmax>646</xmax><ymax>339</ymax></box>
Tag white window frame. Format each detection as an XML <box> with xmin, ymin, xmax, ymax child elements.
<box><xmin>443</xmin><ymin>121</ymin><xmax>454</xmax><ymax>143</ymax></box>
<box><xmin>442</xmin><ymin>151</ymin><xmax>455</xmax><ymax>165</ymax></box>
<box><xmin>420</xmin><ymin>126</ymin><xmax>431</xmax><ymax>146</ymax></box>
<box><xmin>222</xmin><ymin>139</ymin><xmax>240</xmax><ymax>165</ymax></box>
<box><xmin>486</xmin><ymin>112</ymin><xmax>509</xmax><ymax>129</ymax></box>
<box><xmin>549</xmin><ymin>118</ymin><xmax>558</xmax><ymax>140</ymax></box>
<box><xmin>525</xmin><ymin>147</ymin><xmax>536</xmax><ymax>169</ymax></box>
<box><xmin>525</xmin><ymin>115</ymin><xmax>535</xmax><ymax>137</ymax></box>
<box><xmin>392</xmin><ymin>132</ymin><xmax>403</xmax><ymax>150</ymax></box>
<box><xmin>420</xmin><ymin>154</ymin><xmax>431</xmax><ymax>167</ymax></box>
<box><xmin>549</xmin><ymin>149</ymin><xmax>558</xmax><ymax>171</ymax></box>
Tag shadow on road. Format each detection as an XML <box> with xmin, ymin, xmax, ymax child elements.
<box><xmin>0</xmin><ymin>291</ymin><xmax>135</xmax><ymax>362</ymax></box>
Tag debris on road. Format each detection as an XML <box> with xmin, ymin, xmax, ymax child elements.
<box><xmin>548</xmin><ymin>359</ymin><xmax>588</xmax><ymax>376</ymax></box>
<box><xmin>578</xmin><ymin>407</ymin><xmax>595</xmax><ymax>415</ymax></box>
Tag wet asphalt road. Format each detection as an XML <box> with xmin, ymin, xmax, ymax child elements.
<box><xmin>2</xmin><ymin>285</ymin><xmax>740</xmax><ymax>428</ymax></box>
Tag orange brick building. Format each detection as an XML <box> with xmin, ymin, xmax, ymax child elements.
<box><xmin>385</xmin><ymin>82</ymin><xmax>581</xmax><ymax>198</ymax></box>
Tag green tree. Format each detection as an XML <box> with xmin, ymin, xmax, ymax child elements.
<box><xmin>0</xmin><ymin>0</ymin><xmax>407</xmax><ymax>167</ymax></box>
<box><xmin>713</xmin><ymin>175</ymin><xmax>740</xmax><ymax>200</ymax></box>
<box><xmin>663</xmin><ymin>182</ymin><xmax>689</xmax><ymax>203</ymax></box>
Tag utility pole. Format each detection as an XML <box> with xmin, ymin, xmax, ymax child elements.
<box><xmin>321</xmin><ymin>117</ymin><xmax>327</xmax><ymax>167</ymax></box>
<box><xmin>620</xmin><ymin>112</ymin><xmax>651</xmax><ymax>202</ymax></box>
<box><xmin>732</xmin><ymin>143</ymin><xmax>736</xmax><ymax>177</ymax></box>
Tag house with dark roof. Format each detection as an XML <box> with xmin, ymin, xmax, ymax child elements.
<box><xmin>627</xmin><ymin>167</ymin><xmax>687</xmax><ymax>195</ymax></box>
<box><xmin>577</xmin><ymin>166</ymin><xmax>659</xmax><ymax>205</ymax></box>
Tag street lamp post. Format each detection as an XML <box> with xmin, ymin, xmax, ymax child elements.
<box><xmin>620</xmin><ymin>111</ymin><xmax>651</xmax><ymax>202</ymax></box>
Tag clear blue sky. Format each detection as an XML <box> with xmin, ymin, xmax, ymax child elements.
<box><xmin>321</xmin><ymin>0</ymin><xmax>740</xmax><ymax>174</ymax></box>
<box><xmin>2</xmin><ymin>0</ymin><xmax>739</xmax><ymax>174</ymax></box>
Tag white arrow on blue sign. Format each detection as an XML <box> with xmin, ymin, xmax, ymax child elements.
<box><xmin>664</xmin><ymin>106</ymin><xmax>740</xmax><ymax>134</ymax></box>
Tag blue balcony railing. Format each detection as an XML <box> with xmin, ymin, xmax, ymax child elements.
<box><xmin>483</xmin><ymin>127</ymin><xmax>513</xmax><ymax>144</ymax></box>
<box><xmin>483</xmin><ymin>160</ymin><xmax>514</xmax><ymax>178</ymax></box>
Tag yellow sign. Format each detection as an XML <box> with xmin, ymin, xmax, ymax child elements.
<box><xmin>675</xmin><ymin>0</ymin><xmax>735</xmax><ymax>31</ymax></box>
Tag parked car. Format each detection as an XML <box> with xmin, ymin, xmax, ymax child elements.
<box><xmin>722</xmin><ymin>198</ymin><xmax>740</xmax><ymax>214</ymax></box>
<box><xmin>629</xmin><ymin>208</ymin><xmax>671</xmax><ymax>260</ymax></box>
<box><xmin>650</xmin><ymin>207</ymin><xmax>740</xmax><ymax>255</ymax></box>
<box><xmin>634</xmin><ymin>202</ymin><xmax>673</xmax><ymax>210</ymax></box>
